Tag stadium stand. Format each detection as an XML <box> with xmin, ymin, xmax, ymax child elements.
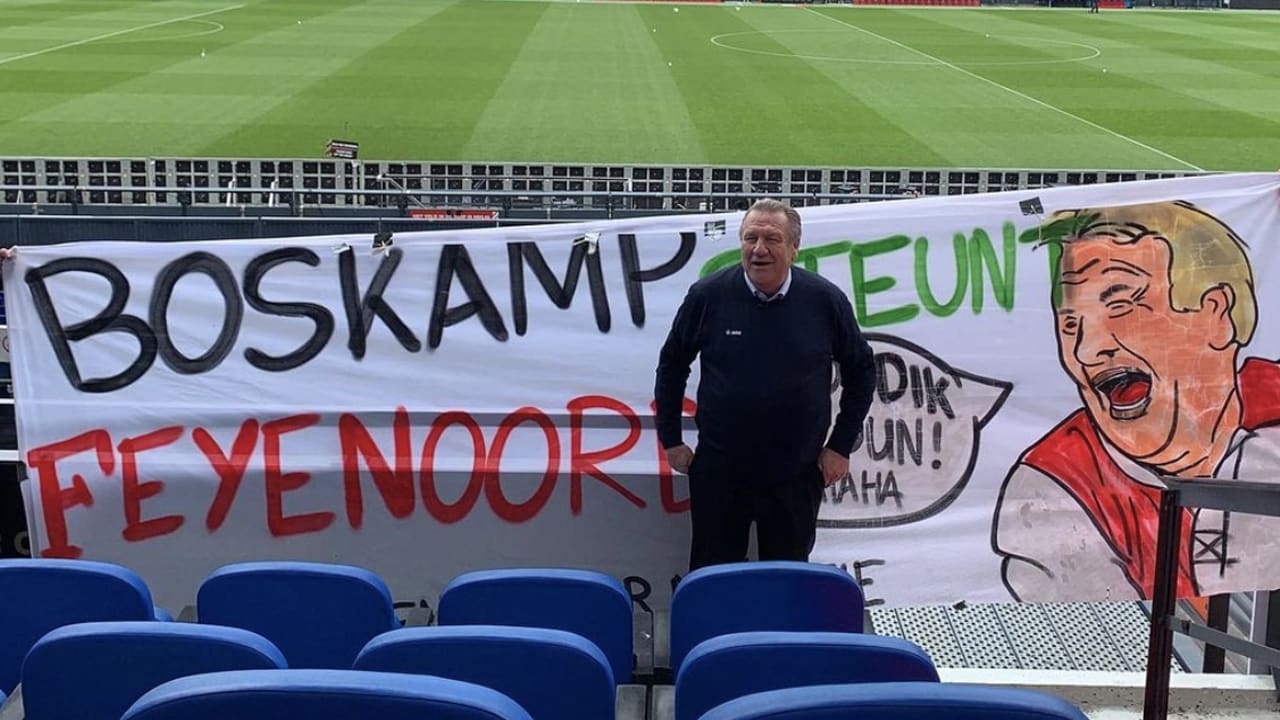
<box><xmin>0</xmin><ymin>158</ymin><xmax>1205</xmax><ymax>249</ymax></box>
<box><xmin>0</xmin><ymin>558</ymin><xmax>1270</xmax><ymax>720</ymax></box>
<box><xmin>0</xmin><ymin>155</ymin><xmax>1276</xmax><ymax>720</ymax></box>
<box><xmin>855</xmin><ymin>0</ymin><xmax>981</xmax><ymax>5</ymax></box>
<box><xmin>195</xmin><ymin>561</ymin><xmax>399</xmax><ymax>669</ymax></box>
<box><xmin>21</xmin><ymin>622</ymin><xmax>287</xmax><ymax>720</ymax></box>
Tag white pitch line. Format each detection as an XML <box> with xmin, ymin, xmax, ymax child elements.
<box><xmin>807</xmin><ymin>8</ymin><xmax>1204</xmax><ymax>172</ymax></box>
<box><xmin>0</xmin><ymin>4</ymin><xmax>245</xmax><ymax>67</ymax></box>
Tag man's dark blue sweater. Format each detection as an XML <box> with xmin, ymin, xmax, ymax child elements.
<box><xmin>655</xmin><ymin>265</ymin><xmax>877</xmax><ymax>484</ymax></box>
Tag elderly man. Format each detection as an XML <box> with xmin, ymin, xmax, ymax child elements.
<box><xmin>654</xmin><ymin>198</ymin><xmax>877</xmax><ymax>571</ymax></box>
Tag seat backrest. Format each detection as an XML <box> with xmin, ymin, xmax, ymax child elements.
<box><xmin>698</xmin><ymin>682</ymin><xmax>1090</xmax><ymax>720</ymax></box>
<box><xmin>438</xmin><ymin>568</ymin><xmax>633</xmax><ymax>682</ymax></box>
<box><xmin>355</xmin><ymin>625</ymin><xmax>614</xmax><ymax>720</ymax></box>
<box><xmin>196</xmin><ymin>561</ymin><xmax>398</xmax><ymax>669</ymax></box>
<box><xmin>669</xmin><ymin>561</ymin><xmax>863</xmax><ymax>671</ymax></box>
<box><xmin>22</xmin><ymin>621</ymin><xmax>287</xmax><ymax>720</ymax></box>
<box><xmin>120</xmin><ymin>669</ymin><xmax>533</xmax><ymax>720</ymax></box>
<box><xmin>0</xmin><ymin>559</ymin><xmax>155</xmax><ymax>692</ymax></box>
<box><xmin>674</xmin><ymin>632</ymin><xmax>938</xmax><ymax>720</ymax></box>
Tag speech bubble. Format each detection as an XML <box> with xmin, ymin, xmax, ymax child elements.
<box><xmin>818</xmin><ymin>333</ymin><xmax>1011</xmax><ymax>529</ymax></box>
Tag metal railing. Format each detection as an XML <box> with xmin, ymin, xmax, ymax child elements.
<box><xmin>2</xmin><ymin>157</ymin><xmax>1202</xmax><ymax>214</ymax></box>
<box><xmin>1</xmin><ymin>183</ymin><xmax>909</xmax><ymax>207</ymax></box>
<box><xmin>1144</xmin><ymin>478</ymin><xmax>1280</xmax><ymax>718</ymax></box>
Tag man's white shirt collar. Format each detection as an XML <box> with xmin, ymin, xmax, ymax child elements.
<box><xmin>744</xmin><ymin>268</ymin><xmax>792</xmax><ymax>302</ymax></box>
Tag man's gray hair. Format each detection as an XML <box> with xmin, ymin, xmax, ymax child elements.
<box><xmin>743</xmin><ymin>198</ymin><xmax>801</xmax><ymax>246</ymax></box>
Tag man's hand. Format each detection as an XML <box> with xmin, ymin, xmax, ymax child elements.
<box><xmin>818</xmin><ymin>447</ymin><xmax>849</xmax><ymax>487</ymax></box>
<box><xmin>665</xmin><ymin>444</ymin><xmax>694</xmax><ymax>475</ymax></box>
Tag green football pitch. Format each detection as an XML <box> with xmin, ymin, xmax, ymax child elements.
<box><xmin>1</xmin><ymin>0</ymin><xmax>1277</xmax><ymax>170</ymax></box>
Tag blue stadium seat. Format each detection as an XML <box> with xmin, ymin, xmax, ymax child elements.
<box><xmin>675</xmin><ymin>632</ymin><xmax>938</xmax><ymax>720</ymax></box>
<box><xmin>196</xmin><ymin>561</ymin><xmax>398</xmax><ymax>669</ymax></box>
<box><xmin>438</xmin><ymin>568</ymin><xmax>633</xmax><ymax>682</ymax></box>
<box><xmin>120</xmin><ymin>669</ymin><xmax>533</xmax><ymax>720</ymax></box>
<box><xmin>669</xmin><ymin>561</ymin><xmax>864</xmax><ymax>671</ymax></box>
<box><xmin>21</xmin><ymin>621</ymin><xmax>287</xmax><ymax>720</ymax></box>
<box><xmin>0</xmin><ymin>559</ymin><xmax>158</xmax><ymax>692</ymax></box>
<box><xmin>355</xmin><ymin>625</ymin><xmax>614</xmax><ymax>720</ymax></box>
<box><xmin>698</xmin><ymin>682</ymin><xmax>1090</xmax><ymax>720</ymax></box>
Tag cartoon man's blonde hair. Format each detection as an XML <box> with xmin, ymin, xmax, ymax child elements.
<box><xmin>1042</xmin><ymin>200</ymin><xmax>1257</xmax><ymax>344</ymax></box>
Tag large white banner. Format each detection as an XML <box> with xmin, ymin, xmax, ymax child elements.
<box><xmin>6</xmin><ymin>173</ymin><xmax>1280</xmax><ymax>613</ymax></box>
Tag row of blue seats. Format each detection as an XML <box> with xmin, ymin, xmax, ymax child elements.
<box><xmin>0</xmin><ymin>558</ymin><xmax>631</xmax><ymax>688</ymax></box>
<box><xmin>15</xmin><ymin>619</ymin><xmax>613</xmax><ymax>720</ymax></box>
<box><xmin>0</xmin><ymin>558</ymin><xmax>1090</xmax><ymax>720</ymax></box>
<box><xmin>13</xmin><ymin>667</ymin><xmax>1092</xmax><ymax>720</ymax></box>
<box><xmin>2</xmin><ymin>557</ymin><xmax>869</xmax><ymax>687</ymax></box>
<box><xmin>12</xmin><ymin>617</ymin><xmax>1017</xmax><ymax>720</ymax></box>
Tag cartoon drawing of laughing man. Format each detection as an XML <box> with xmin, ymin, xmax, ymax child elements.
<box><xmin>993</xmin><ymin>200</ymin><xmax>1280</xmax><ymax>601</ymax></box>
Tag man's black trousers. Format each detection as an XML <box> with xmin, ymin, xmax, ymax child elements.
<box><xmin>687</xmin><ymin>448</ymin><xmax>826</xmax><ymax>571</ymax></box>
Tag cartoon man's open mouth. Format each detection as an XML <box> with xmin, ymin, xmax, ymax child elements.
<box><xmin>1092</xmin><ymin>367</ymin><xmax>1152</xmax><ymax>420</ymax></box>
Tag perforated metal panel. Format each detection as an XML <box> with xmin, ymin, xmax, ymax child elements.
<box><xmin>867</xmin><ymin>607</ymin><xmax>904</xmax><ymax>639</ymax></box>
<box><xmin>1095</xmin><ymin>601</ymin><xmax>1184</xmax><ymax>672</ymax></box>
<box><xmin>888</xmin><ymin>605</ymin><xmax>969</xmax><ymax>668</ymax></box>
<box><xmin>993</xmin><ymin>603</ymin><xmax>1075</xmax><ymax>670</ymax></box>
<box><xmin>1043</xmin><ymin>602</ymin><xmax>1136</xmax><ymax>671</ymax></box>
<box><xmin>947</xmin><ymin>604</ymin><xmax>1020</xmax><ymax>669</ymax></box>
<box><xmin>872</xmin><ymin>601</ymin><xmax>1184</xmax><ymax>672</ymax></box>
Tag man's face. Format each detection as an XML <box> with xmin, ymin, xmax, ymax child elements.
<box><xmin>1055</xmin><ymin>233</ymin><xmax>1235</xmax><ymax>465</ymax></box>
<box><xmin>740</xmin><ymin>210</ymin><xmax>798</xmax><ymax>295</ymax></box>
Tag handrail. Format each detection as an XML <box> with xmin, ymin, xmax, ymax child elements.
<box><xmin>1144</xmin><ymin>477</ymin><xmax>1280</xmax><ymax>720</ymax></box>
